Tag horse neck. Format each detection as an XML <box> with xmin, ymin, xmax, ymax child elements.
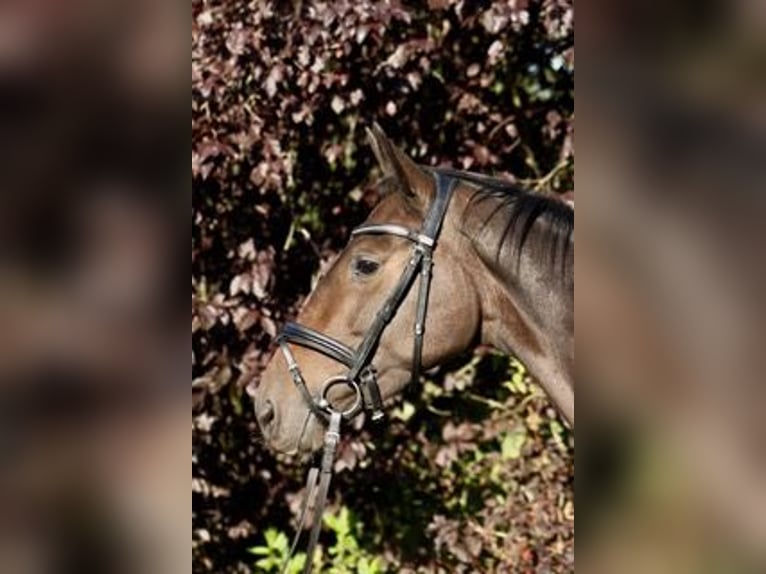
<box><xmin>451</xmin><ymin>185</ymin><xmax>574</xmax><ymax>419</ymax></box>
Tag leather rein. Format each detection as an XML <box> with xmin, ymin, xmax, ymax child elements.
<box><xmin>276</xmin><ymin>170</ymin><xmax>457</xmax><ymax>573</ymax></box>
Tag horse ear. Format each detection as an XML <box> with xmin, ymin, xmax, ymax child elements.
<box><xmin>366</xmin><ymin>122</ymin><xmax>433</xmax><ymax>209</ymax></box>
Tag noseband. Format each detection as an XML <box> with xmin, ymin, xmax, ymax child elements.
<box><xmin>276</xmin><ymin>169</ymin><xmax>457</xmax><ymax>423</ymax></box>
<box><xmin>274</xmin><ymin>170</ymin><xmax>456</xmax><ymax>574</ymax></box>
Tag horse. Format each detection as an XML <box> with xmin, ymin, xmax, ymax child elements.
<box><xmin>253</xmin><ymin>124</ymin><xmax>573</xmax><ymax>456</ymax></box>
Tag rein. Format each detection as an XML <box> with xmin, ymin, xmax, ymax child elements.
<box><xmin>276</xmin><ymin>170</ymin><xmax>457</xmax><ymax>573</ymax></box>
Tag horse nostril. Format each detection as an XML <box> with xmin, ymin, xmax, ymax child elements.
<box><xmin>258</xmin><ymin>399</ymin><xmax>276</xmax><ymax>430</ymax></box>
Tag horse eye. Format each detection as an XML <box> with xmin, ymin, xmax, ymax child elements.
<box><xmin>353</xmin><ymin>257</ymin><xmax>380</xmax><ymax>276</ymax></box>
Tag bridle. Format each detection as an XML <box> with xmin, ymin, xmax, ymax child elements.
<box><xmin>277</xmin><ymin>169</ymin><xmax>457</xmax><ymax>422</ymax></box>
<box><xmin>275</xmin><ymin>169</ymin><xmax>457</xmax><ymax>573</ymax></box>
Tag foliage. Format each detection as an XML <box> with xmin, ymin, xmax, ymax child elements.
<box><xmin>248</xmin><ymin>528</ymin><xmax>306</xmax><ymax>573</ymax></box>
<box><xmin>247</xmin><ymin>508</ymin><xmax>384</xmax><ymax>573</ymax></box>
<box><xmin>192</xmin><ymin>1</ymin><xmax>573</xmax><ymax>572</ymax></box>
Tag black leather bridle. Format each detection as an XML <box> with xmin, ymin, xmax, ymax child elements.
<box><xmin>276</xmin><ymin>169</ymin><xmax>457</xmax><ymax>574</ymax></box>
<box><xmin>276</xmin><ymin>169</ymin><xmax>457</xmax><ymax>425</ymax></box>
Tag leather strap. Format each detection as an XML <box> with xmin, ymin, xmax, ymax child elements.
<box><xmin>280</xmin><ymin>322</ymin><xmax>355</xmax><ymax>368</ymax></box>
<box><xmin>282</xmin><ymin>466</ymin><xmax>318</xmax><ymax>574</ymax></box>
<box><xmin>279</xmin><ymin>412</ymin><xmax>342</xmax><ymax>574</ymax></box>
<box><xmin>279</xmin><ymin>341</ymin><xmax>328</xmax><ymax>420</ymax></box>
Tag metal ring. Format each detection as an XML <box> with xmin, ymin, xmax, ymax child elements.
<box><xmin>318</xmin><ymin>376</ymin><xmax>362</xmax><ymax>419</ymax></box>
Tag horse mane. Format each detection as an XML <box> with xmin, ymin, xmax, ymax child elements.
<box><xmin>431</xmin><ymin>167</ymin><xmax>573</xmax><ymax>280</ymax></box>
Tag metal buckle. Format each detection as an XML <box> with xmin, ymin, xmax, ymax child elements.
<box><xmin>359</xmin><ymin>367</ymin><xmax>385</xmax><ymax>422</ymax></box>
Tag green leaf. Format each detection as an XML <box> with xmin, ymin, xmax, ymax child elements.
<box><xmin>393</xmin><ymin>401</ymin><xmax>415</xmax><ymax>421</ymax></box>
<box><xmin>287</xmin><ymin>554</ymin><xmax>306</xmax><ymax>574</ymax></box>
<box><xmin>501</xmin><ymin>427</ymin><xmax>527</xmax><ymax>460</ymax></box>
<box><xmin>247</xmin><ymin>546</ymin><xmax>271</xmax><ymax>556</ymax></box>
<box><xmin>264</xmin><ymin>528</ymin><xmax>278</xmax><ymax>545</ymax></box>
<box><xmin>255</xmin><ymin>557</ymin><xmax>275</xmax><ymax>569</ymax></box>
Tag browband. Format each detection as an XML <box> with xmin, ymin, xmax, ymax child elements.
<box><xmin>352</xmin><ymin>224</ymin><xmax>435</xmax><ymax>247</ymax></box>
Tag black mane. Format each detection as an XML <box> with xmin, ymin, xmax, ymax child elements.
<box><xmin>433</xmin><ymin>167</ymin><xmax>573</xmax><ymax>278</ymax></box>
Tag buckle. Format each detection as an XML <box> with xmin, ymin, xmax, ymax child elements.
<box><xmin>359</xmin><ymin>367</ymin><xmax>386</xmax><ymax>422</ymax></box>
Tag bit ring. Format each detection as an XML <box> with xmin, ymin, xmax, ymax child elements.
<box><xmin>318</xmin><ymin>376</ymin><xmax>362</xmax><ymax>418</ymax></box>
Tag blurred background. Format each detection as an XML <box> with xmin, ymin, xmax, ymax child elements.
<box><xmin>0</xmin><ymin>0</ymin><xmax>187</xmax><ymax>573</ymax></box>
<box><xmin>192</xmin><ymin>1</ymin><xmax>573</xmax><ymax>572</ymax></box>
<box><xmin>577</xmin><ymin>0</ymin><xmax>766</xmax><ymax>572</ymax></box>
